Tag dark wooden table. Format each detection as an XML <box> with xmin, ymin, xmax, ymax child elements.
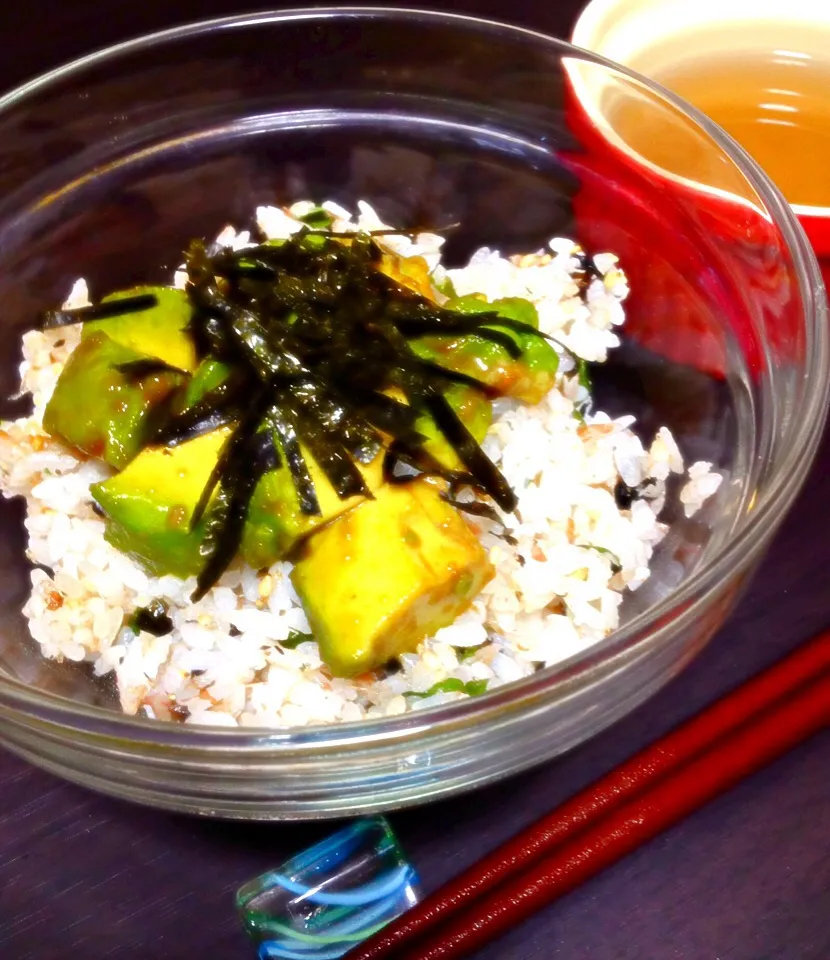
<box><xmin>2</xmin><ymin>2</ymin><xmax>830</xmax><ymax>958</ymax></box>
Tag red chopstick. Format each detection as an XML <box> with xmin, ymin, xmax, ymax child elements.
<box><xmin>347</xmin><ymin>628</ymin><xmax>830</xmax><ymax>960</ymax></box>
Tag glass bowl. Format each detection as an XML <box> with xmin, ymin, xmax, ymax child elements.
<box><xmin>0</xmin><ymin>7</ymin><xmax>825</xmax><ymax>820</ymax></box>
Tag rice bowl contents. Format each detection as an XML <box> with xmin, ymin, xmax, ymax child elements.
<box><xmin>0</xmin><ymin>200</ymin><xmax>721</xmax><ymax>728</ymax></box>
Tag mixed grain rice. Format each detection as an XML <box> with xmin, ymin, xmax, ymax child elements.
<box><xmin>0</xmin><ymin>200</ymin><xmax>722</xmax><ymax>728</ymax></box>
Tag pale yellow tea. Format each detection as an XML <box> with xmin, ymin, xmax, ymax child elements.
<box><xmin>616</xmin><ymin>28</ymin><xmax>830</xmax><ymax>208</ymax></box>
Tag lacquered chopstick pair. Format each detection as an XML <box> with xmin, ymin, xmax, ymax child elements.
<box><xmin>346</xmin><ymin>628</ymin><xmax>830</xmax><ymax>960</ymax></box>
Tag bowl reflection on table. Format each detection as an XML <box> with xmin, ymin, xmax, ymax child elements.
<box><xmin>0</xmin><ymin>8</ymin><xmax>825</xmax><ymax>819</ymax></box>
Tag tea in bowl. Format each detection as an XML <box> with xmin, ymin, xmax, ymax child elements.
<box><xmin>571</xmin><ymin>0</ymin><xmax>830</xmax><ymax>258</ymax></box>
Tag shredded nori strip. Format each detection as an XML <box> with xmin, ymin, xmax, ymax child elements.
<box><xmin>42</xmin><ymin>293</ymin><xmax>159</xmax><ymax>329</ymax></box>
<box><xmin>423</xmin><ymin>393</ymin><xmax>517</xmax><ymax>512</ymax></box>
<box><xmin>413</xmin><ymin>359</ymin><xmax>498</xmax><ymax>395</ymax></box>
<box><xmin>574</xmin><ymin>252</ymin><xmax>603</xmax><ymax>297</ymax></box>
<box><xmin>396</xmin><ymin>320</ymin><xmax>523</xmax><ymax>358</ymax></box>
<box><xmin>349</xmin><ymin>390</ymin><xmax>425</xmax><ymax>444</ymax></box>
<box><xmin>116</xmin><ymin>358</ymin><xmax>187</xmax><ymax>379</ymax></box>
<box><xmin>440</xmin><ymin>493</ymin><xmax>518</xmax><ymax>546</ymax></box>
<box><xmin>614</xmin><ymin>479</ymin><xmax>640</xmax><ymax>510</ymax></box>
<box><xmin>267</xmin><ymin>407</ymin><xmax>320</xmax><ymax>516</ymax></box>
<box><xmin>613</xmin><ymin>477</ymin><xmax>657</xmax><ymax>511</ymax></box>
<box><xmin>193</xmin><ymin>480</ymin><xmax>255</xmax><ymax>602</ymax></box>
<box><xmin>382</xmin><ymin>441</ymin><xmax>472</xmax><ymax>487</ymax></box>
<box><xmin>297</xmin><ymin>413</ymin><xmax>373</xmax><ymax>503</ymax></box>
<box><xmin>190</xmin><ymin>386</ymin><xmax>276</xmax><ymax>529</ymax></box>
<box><xmin>153</xmin><ymin>374</ymin><xmax>247</xmax><ymax>446</ymax></box>
<box><xmin>129</xmin><ymin>599</ymin><xmax>173</xmax><ymax>637</ymax></box>
<box><xmin>192</xmin><ymin>417</ymin><xmax>280</xmax><ymax>601</ymax></box>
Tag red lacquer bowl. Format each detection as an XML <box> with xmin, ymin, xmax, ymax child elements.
<box><xmin>563</xmin><ymin>60</ymin><xmax>806</xmax><ymax>379</ymax></box>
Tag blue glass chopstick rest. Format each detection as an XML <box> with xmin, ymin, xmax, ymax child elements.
<box><xmin>236</xmin><ymin>816</ymin><xmax>420</xmax><ymax>959</ymax></box>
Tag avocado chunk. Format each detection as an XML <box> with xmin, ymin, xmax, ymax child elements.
<box><xmin>378</xmin><ymin>250</ymin><xmax>438</xmax><ymax>300</ymax></box>
<box><xmin>290</xmin><ymin>478</ymin><xmax>494</xmax><ymax>677</ymax></box>
<box><xmin>90</xmin><ymin>416</ymin><xmax>381</xmax><ymax>576</ymax></box>
<box><xmin>411</xmin><ymin>296</ymin><xmax>559</xmax><ymax>405</ymax></box>
<box><xmin>381</xmin><ymin>384</ymin><xmax>491</xmax><ymax>476</ymax></box>
<box><xmin>243</xmin><ymin>375</ymin><xmax>490</xmax><ymax>568</ymax></box>
<box><xmin>241</xmin><ymin>445</ymin><xmax>383</xmax><ymax>570</ymax></box>
<box><xmin>91</xmin><ymin>427</ymin><xmax>231</xmax><ymax>578</ymax></box>
<box><xmin>180</xmin><ymin>358</ymin><xmax>232</xmax><ymax>409</ymax></box>
<box><xmin>171</xmin><ymin>359</ymin><xmax>382</xmax><ymax>570</ymax></box>
<box><xmin>82</xmin><ymin>286</ymin><xmax>197</xmax><ymax>373</ymax></box>
<box><xmin>43</xmin><ymin>331</ymin><xmax>185</xmax><ymax>469</ymax></box>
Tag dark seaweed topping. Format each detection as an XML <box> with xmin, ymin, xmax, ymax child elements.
<box><xmin>382</xmin><ymin>441</ymin><xmax>470</xmax><ymax>487</ymax></box>
<box><xmin>268</xmin><ymin>407</ymin><xmax>320</xmax><ymax>515</ymax></box>
<box><xmin>41</xmin><ymin>293</ymin><xmax>159</xmax><ymax>329</ymax></box>
<box><xmin>440</xmin><ymin>493</ymin><xmax>518</xmax><ymax>546</ymax></box>
<box><xmin>191</xmin><ymin>390</ymin><xmax>280</xmax><ymax>601</ymax></box>
<box><xmin>613</xmin><ymin>479</ymin><xmax>641</xmax><ymax>510</ymax></box>
<box><xmin>613</xmin><ymin>477</ymin><xmax>658</xmax><ymax>511</ymax></box>
<box><xmin>177</xmin><ymin>227</ymin><xmax>543</xmax><ymax>592</ymax></box>
<box><xmin>129</xmin><ymin>599</ymin><xmax>173</xmax><ymax>637</ymax></box>
<box><xmin>116</xmin><ymin>358</ymin><xmax>187</xmax><ymax>379</ymax></box>
<box><xmin>574</xmin><ymin>252</ymin><xmax>603</xmax><ymax>296</ymax></box>
<box><xmin>154</xmin><ymin>374</ymin><xmax>248</xmax><ymax>447</ymax></box>
<box><xmin>423</xmin><ymin>394</ymin><xmax>516</xmax><ymax>512</ymax></box>
<box><xmin>59</xmin><ymin>225</ymin><xmax>558</xmax><ymax>598</ymax></box>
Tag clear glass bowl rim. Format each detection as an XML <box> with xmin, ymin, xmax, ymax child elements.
<box><xmin>0</xmin><ymin>5</ymin><xmax>826</xmax><ymax>749</ymax></box>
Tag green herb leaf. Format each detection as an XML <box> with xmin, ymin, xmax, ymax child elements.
<box><xmin>406</xmin><ymin>677</ymin><xmax>489</xmax><ymax>698</ymax></box>
<box><xmin>573</xmin><ymin>358</ymin><xmax>593</xmax><ymax>421</ymax></box>
<box><xmin>432</xmin><ymin>272</ymin><xmax>457</xmax><ymax>299</ymax></box>
<box><xmin>458</xmin><ymin>643</ymin><xmax>487</xmax><ymax>661</ymax></box>
<box><xmin>577</xmin><ymin>543</ymin><xmax>622</xmax><ymax>575</ymax></box>
<box><xmin>298</xmin><ymin>207</ymin><xmax>335</xmax><ymax>230</ymax></box>
<box><xmin>281</xmin><ymin>629</ymin><xmax>314</xmax><ymax>649</ymax></box>
<box><xmin>577</xmin><ymin>358</ymin><xmax>591</xmax><ymax>391</ymax></box>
